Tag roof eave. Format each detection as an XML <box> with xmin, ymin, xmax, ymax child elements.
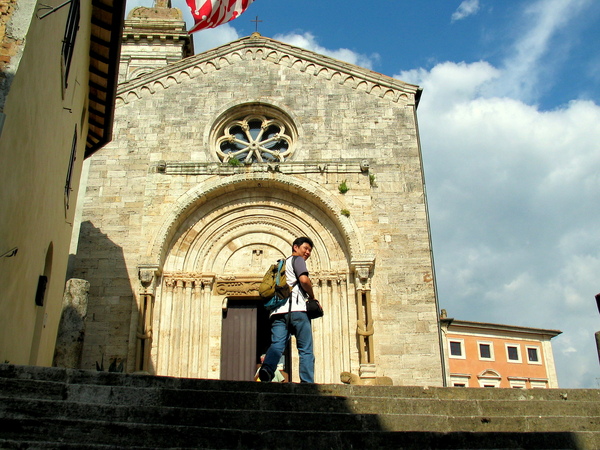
<box><xmin>84</xmin><ymin>0</ymin><xmax>126</xmax><ymax>159</ymax></box>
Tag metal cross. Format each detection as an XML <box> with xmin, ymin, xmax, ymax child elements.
<box><xmin>251</xmin><ymin>16</ymin><xmax>262</xmax><ymax>32</ymax></box>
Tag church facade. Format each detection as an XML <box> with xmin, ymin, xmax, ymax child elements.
<box><xmin>70</xmin><ymin>4</ymin><xmax>445</xmax><ymax>385</ymax></box>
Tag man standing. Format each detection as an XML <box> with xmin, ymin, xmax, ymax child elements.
<box><xmin>258</xmin><ymin>237</ymin><xmax>317</xmax><ymax>383</ymax></box>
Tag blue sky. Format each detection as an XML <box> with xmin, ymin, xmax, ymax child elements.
<box><xmin>126</xmin><ymin>0</ymin><xmax>600</xmax><ymax>388</ymax></box>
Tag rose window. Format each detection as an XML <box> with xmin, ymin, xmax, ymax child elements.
<box><xmin>216</xmin><ymin>115</ymin><xmax>293</xmax><ymax>164</ymax></box>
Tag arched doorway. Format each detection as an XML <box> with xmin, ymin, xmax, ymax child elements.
<box><xmin>148</xmin><ymin>180</ymin><xmax>357</xmax><ymax>383</ymax></box>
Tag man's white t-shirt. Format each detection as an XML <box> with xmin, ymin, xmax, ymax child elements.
<box><xmin>270</xmin><ymin>255</ymin><xmax>308</xmax><ymax>315</ymax></box>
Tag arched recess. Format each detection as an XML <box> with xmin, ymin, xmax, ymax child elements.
<box><xmin>145</xmin><ymin>172</ymin><xmax>365</xmax><ymax>270</ymax></box>
<box><xmin>146</xmin><ymin>174</ymin><xmax>363</xmax><ymax>383</ymax></box>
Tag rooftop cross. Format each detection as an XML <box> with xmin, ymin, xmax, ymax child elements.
<box><xmin>251</xmin><ymin>15</ymin><xmax>262</xmax><ymax>33</ymax></box>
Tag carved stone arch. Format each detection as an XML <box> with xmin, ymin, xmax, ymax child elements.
<box><xmin>370</xmin><ymin>85</ymin><xmax>382</xmax><ymax>97</ymax></box>
<box><xmin>218</xmin><ymin>56</ymin><xmax>229</xmax><ymax>67</ymax></box>
<box><xmin>356</xmin><ymin>80</ymin><xmax>369</xmax><ymax>91</ymax></box>
<box><xmin>128</xmin><ymin>67</ymin><xmax>154</xmax><ymax>81</ymax></box>
<box><xmin>204</xmin><ymin>61</ymin><xmax>218</xmax><ymax>72</ymax></box>
<box><xmin>152</xmin><ymin>80</ymin><xmax>165</xmax><ymax>92</ymax></box>
<box><xmin>191</xmin><ymin>65</ymin><xmax>205</xmax><ymax>76</ymax></box>
<box><xmin>229</xmin><ymin>51</ymin><xmax>244</xmax><ymax>63</ymax></box>
<box><xmin>163</xmin><ymin>194</ymin><xmax>346</xmax><ymax>275</ymax></box>
<box><xmin>316</xmin><ymin>67</ymin><xmax>331</xmax><ymax>80</ymax></box>
<box><xmin>145</xmin><ymin>174</ymin><xmax>364</xmax><ymax>273</ymax></box>
<box><xmin>140</xmin><ymin>86</ymin><xmax>153</xmax><ymax>97</ymax></box>
<box><xmin>382</xmin><ymin>89</ymin><xmax>398</xmax><ymax>102</ymax></box>
<box><xmin>291</xmin><ymin>59</ymin><xmax>304</xmax><ymax>71</ymax></box>
<box><xmin>330</xmin><ymin>72</ymin><xmax>343</xmax><ymax>84</ymax></box>
<box><xmin>342</xmin><ymin>75</ymin><xmax>356</xmax><ymax>88</ymax></box>
<box><xmin>126</xmin><ymin>91</ymin><xmax>140</xmax><ymax>103</ymax></box>
<box><xmin>265</xmin><ymin>50</ymin><xmax>279</xmax><ymax>63</ymax></box>
<box><xmin>279</xmin><ymin>54</ymin><xmax>292</xmax><ymax>67</ymax></box>
<box><xmin>305</xmin><ymin>63</ymin><xmax>317</xmax><ymax>75</ymax></box>
<box><xmin>178</xmin><ymin>71</ymin><xmax>191</xmax><ymax>83</ymax></box>
<box><xmin>165</xmin><ymin>75</ymin><xmax>179</xmax><ymax>87</ymax></box>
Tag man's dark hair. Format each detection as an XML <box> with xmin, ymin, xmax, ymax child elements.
<box><xmin>292</xmin><ymin>236</ymin><xmax>314</xmax><ymax>250</ymax></box>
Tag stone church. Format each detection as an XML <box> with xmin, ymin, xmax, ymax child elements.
<box><xmin>70</xmin><ymin>2</ymin><xmax>445</xmax><ymax>386</ymax></box>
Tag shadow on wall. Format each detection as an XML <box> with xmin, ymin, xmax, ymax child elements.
<box><xmin>67</xmin><ymin>220</ymin><xmax>139</xmax><ymax>373</ymax></box>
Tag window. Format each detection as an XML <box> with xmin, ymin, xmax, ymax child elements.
<box><xmin>526</xmin><ymin>346</ymin><xmax>541</xmax><ymax>364</ymax></box>
<box><xmin>61</xmin><ymin>0</ymin><xmax>80</xmax><ymax>89</ymax></box>
<box><xmin>530</xmin><ymin>379</ymin><xmax>548</xmax><ymax>389</ymax></box>
<box><xmin>64</xmin><ymin>127</ymin><xmax>77</xmax><ymax>212</ymax></box>
<box><xmin>478</xmin><ymin>341</ymin><xmax>494</xmax><ymax>360</ymax></box>
<box><xmin>212</xmin><ymin>104</ymin><xmax>297</xmax><ymax>164</ymax></box>
<box><xmin>506</xmin><ymin>344</ymin><xmax>521</xmax><ymax>363</ymax></box>
<box><xmin>448</xmin><ymin>339</ymin><xmax>465</xmax><ymax>359</ymax></box>
<box><xmin>508</xmin><ymin>378</ymin><xmax>527</xmax><ymax>389</ymax></box>
<box><xmin>450</xmin><ymin>374</ymin><xmax>471</xmax><ymax>387</ymax></box>
<box><xmin>216</xmin><ymin>115</ymin><xmax>293</xmax><ymax>163</ymax></box>
<box><xmin>477</xmin><ymin>369</ymin><xmax>501</xmax><ymax>388</ymax></box>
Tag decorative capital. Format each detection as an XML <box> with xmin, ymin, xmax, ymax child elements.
<box><xmin>351</xmin><ymin>255</ymin><xmax>375</xmax><ymax>282</ymax></box>
<box><xmin>138</xmin><ymin>264</ymin><xmax>161</xmax><ymax>293</ymax></box>
<box><xmin>351</xmin><ymin>255</ymin><xmax>375</xmax><ymax>291</ymax></box>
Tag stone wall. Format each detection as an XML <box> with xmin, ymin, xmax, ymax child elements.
<box><xmin>72</xmin><ymin>36</ymin><xmax>443</xmax><ymax>386</ymax></box>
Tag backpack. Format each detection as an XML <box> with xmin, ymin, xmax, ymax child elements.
<box><xmin>259</xmin><ymin>258</ymin><xmax>292</xmax><ymax>311</ymax></box>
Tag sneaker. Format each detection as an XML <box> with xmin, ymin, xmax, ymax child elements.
<box><xmin>258</xmin><ymin>366</ymin><xmax>273</xmax><ymax>383</ymax></box>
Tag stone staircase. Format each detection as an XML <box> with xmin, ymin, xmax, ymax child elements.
<box><xmin>0</xmin><ymin>364</ymin><xmax>599</xmax><ymax>449</ymax></box>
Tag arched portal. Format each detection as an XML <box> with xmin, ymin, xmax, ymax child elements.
<box><xmin>147</xmin><ymin>178</ymin><xmax>359</xmax><ymax>383</ymax></box>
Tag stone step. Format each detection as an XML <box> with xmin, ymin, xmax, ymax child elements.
<box><xmin>0</xmin><ymin>418</ymin><xmax>597</xmax><ymax>449</ymax></box>
<box><xmin>2</xmin><ymin>365</ymin><xmax>599</xmax><ymax>449</ymax></box>
<box><xmin>2</xmin><ymin>377</ymin><xmax>599</xmax><ymax>420</ymax></box>
<box><xmin>2</xmin><ymin>364</ymin><xmax>599</xmax><ymax>403</ymax></box>
<box><xmin>1</xmin><ymin>394</ymin><xmax>599</xmax><ymax>434</ymax></box>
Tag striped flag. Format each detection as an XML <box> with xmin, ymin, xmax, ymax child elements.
<box><xmin>186</xmin><ymin>0</ymin><xmax>255</xmax><ymax>34</ymax></box>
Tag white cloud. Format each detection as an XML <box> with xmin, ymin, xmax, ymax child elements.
<box><xmin>273</xmin><ymin>32</ymin><xmax>379</xmax><ymax>70</ymax></box>
<box><xmin>399</xmin><ymin>58</ymin><xmax>600</xmax><ymax>387</ymax></box>
<box><xmin>451</xmin><ymin>0</ymin><xmax>480</xmax><ymax>22</ymax></box>
<box><xmin>492</xmin><ymin>0</ymin><xmax>593</xmax><ymax>101</ymax></box>
<box><xmin>192</xmin><ymin>24</ymin><xmax>241</xmax><ymax>53</ymax></box>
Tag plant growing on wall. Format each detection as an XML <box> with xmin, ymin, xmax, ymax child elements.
<box><xmin>339</xmin><ymin>180</ymin><xmax>349</xmax><ymax>194</ymax></box>
<box><xmin>369</xmin><ymin>173</ymin><xmax>376</xmax><ymax>187</ymax></box>
<box><xmin>341</xmin><ymin>209</ymin><xmax>350</xmax><ymax>217</ymax></box>
<box><xmin>228</xmin><ymin>157</ymin><xmax>241</xmax><ymax>166</ymax></box>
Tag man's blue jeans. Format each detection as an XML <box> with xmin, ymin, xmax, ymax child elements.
<box><xmin>263</xmin><ymin>311</ymin><xmax>314</xmax><ymax>383</ymax></box>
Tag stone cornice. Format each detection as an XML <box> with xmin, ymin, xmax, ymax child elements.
<box><xmin>116</xmin><ymin>34</ymin><xmax>420</xmax><ymax>106</ymax></box>
<box><xmin>155</xmin><ymin>160</ymin><xmax>369</xmax><ymax>176</ymax></box>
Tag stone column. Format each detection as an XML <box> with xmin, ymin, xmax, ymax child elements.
<box><xmin>200</xmin><ymin>275</ymin><xmax>215</xmax><ymax>378</ymax></box>
<box><xmin>351</xmin><ymin>257</ymin><xmax>376</xmax><ymax>380</ymax></box>
<box><xmin>135</xmin><ymin>265</ymin><xmax>159</xmax><ymax>373</ymax></box>
<box><xmin>53</xmin><ymin>278</ymin><xmax>90</xmax><ymax>368</ymax></box>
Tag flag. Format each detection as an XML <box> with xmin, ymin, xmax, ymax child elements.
<box><xmin>186</xmin><ymin>0</ymin><xmax>255</xmax><ymax>34</ymax></box>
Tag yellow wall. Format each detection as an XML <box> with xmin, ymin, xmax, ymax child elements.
<box><xmin>0</xmin><ymin>0</ymin><xmax>92</xmax><ymax>365</ymax></box>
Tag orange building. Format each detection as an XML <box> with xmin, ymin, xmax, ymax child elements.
<box><xmin>440</xmin><ymin>316</ymin><xmax>561</xmax><ymax>388</ymax></box>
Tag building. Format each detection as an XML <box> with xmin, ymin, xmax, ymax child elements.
<box><xmin>441</xmin><ymin>315</ymin><xmax>561</xmax><ymax>388</ymax></box>
<box><xmin>69</xmin><ymin>2</ymin><xmax>444</xmax><ymax>386</ymax></box>
<box><xmin>0</xmin><ymin>0</ymin><xmax>125</xmax><ymax>366</ymax></box>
